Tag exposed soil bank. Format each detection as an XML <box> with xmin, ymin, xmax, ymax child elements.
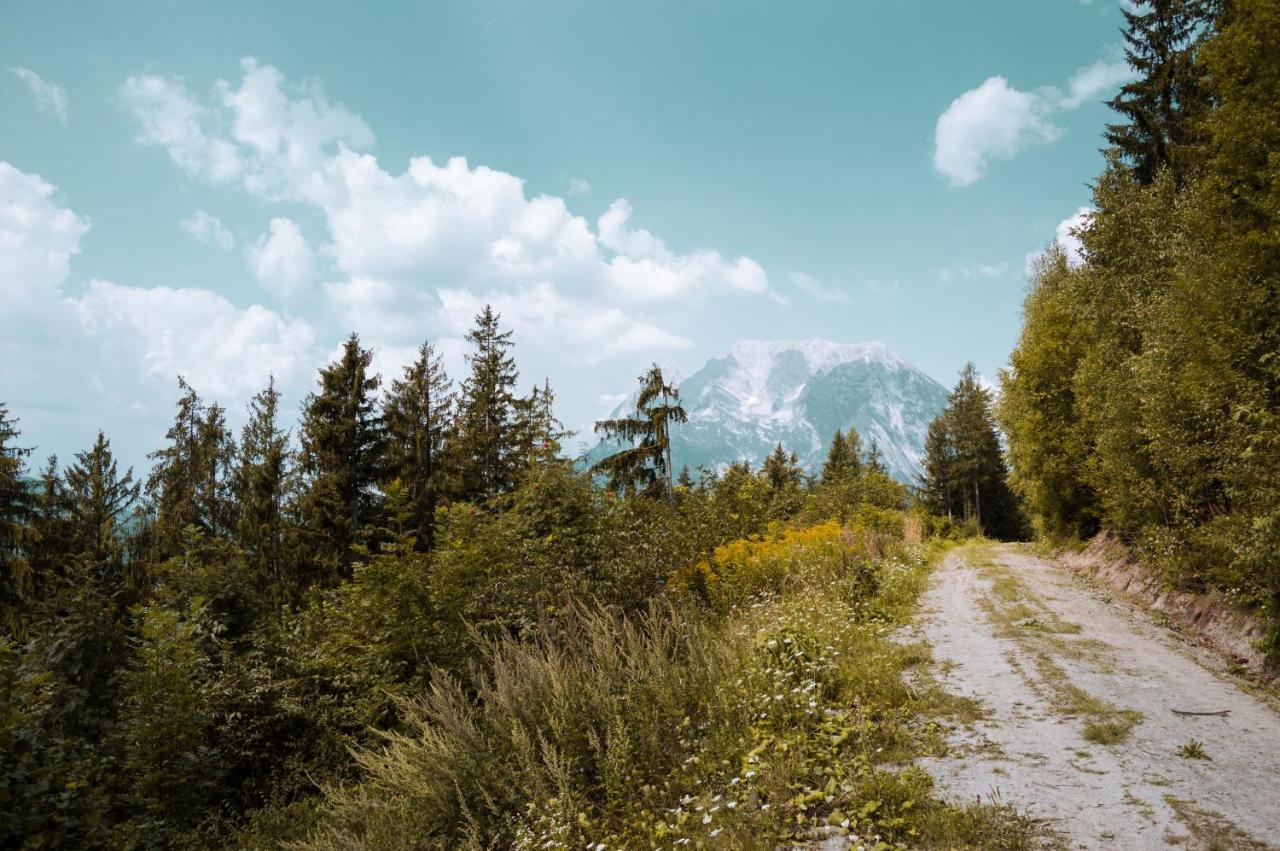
<box><xmin>1058</xmin><ymin>533</ymin><xmax>1272</xmax><ymax>675</ymax></box>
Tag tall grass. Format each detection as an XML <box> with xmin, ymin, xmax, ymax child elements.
<box><xmin>289</xmin><ymin>523</ymin><xmax>1041</xmax><ymax>850</ymax></box>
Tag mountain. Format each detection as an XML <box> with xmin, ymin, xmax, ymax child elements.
<box><xmin>584</xmin><ymin>340</ymin><xmax>950</xmax><ymax>483</ymax></box>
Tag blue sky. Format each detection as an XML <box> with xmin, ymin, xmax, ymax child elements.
<box><xmin>3</xmin><ymin>0</ymin><xmax>1128</xmax><ymax>470</ymax></box>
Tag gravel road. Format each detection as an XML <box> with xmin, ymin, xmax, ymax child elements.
<box><xmin>915</xmin><ymin>545</ymin><xmax>1280</xmax><ymax>850</ymax></box>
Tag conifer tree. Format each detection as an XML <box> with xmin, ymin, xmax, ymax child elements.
<box><xmin>512</xmin><ymin>379</ymin><xmax>570</xmax><ymax>474</ymax></box>
<box><xmin>146</xmin><ymin>379</ymin><xmax>235</xmax><ymax>558</ymax></box>
<box><xmin>296</xmin><ymin>333</ymin><xmax>386</xmax><ymax>579</ymax></box>
<box><xmin>865</xmin><ymin>440</ymin><xmax>887</xmax><ymax>476</ymax></box>
<box><xmin>592</xmin><ymin>364</ymin><xmax>687</xmax><ymax>501</ymax></box>
<box><xmin>821</xmin><ymin>428</ymin><xmax>862</xmax><ymax>483</ymax></box>
<box><xmin>62</xmin><ymin>432</ymin><xmax>141</xmax><ymax>590</ymax></box>
<box><xmin>1106</xmin><ymin>0</ymin><xmax>1217</xmax><ymax>184</ymax></box>
<box><xmin>233</xmin><ymin>378</ymin><xmax>291</xmax><ymax>592</ymax></box>
<box><xmin>921</xmin><ymin>364</ymin><xmax>1024</xmax><ymax>539</ymax></box>
<box><xmin>0</xmin><ymin>405</ymin><xmax>32</xmax><ymax>635</ymax></box>
<box><xmin>762</xmin><ymin>442</ymin><xmax>804</xmax><ymax>491</ymax></box>
<box><xmin>452</xmin><ymin>307</ymin><xmax>520</xmax><ymax>501</ymax></box>
<box><xmin>382</xmin><ymin>342</ymin><xmax>452</xmax><ymax>546</ymax></box>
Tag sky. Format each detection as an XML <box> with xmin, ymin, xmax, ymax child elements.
<box><xmin>2</xmin><ymin>0</ymin><xmax>1129</xmax><ymax>471</ymax></box>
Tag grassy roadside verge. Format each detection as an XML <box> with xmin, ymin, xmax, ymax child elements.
<box><xmin>285</xmin><ymin>527</ymin><xmax>1044</xmax><ymax>850</ymax></box>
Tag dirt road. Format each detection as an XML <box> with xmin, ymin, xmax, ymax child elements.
<box><xmin>915</xmin><ymin>545</ymin><xmax>1280</xmax><ymax>850</ymax></box>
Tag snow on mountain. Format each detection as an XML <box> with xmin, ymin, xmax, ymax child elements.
<box><xmin>584</xmin><ymin>340</ymin><xmax>949</xmax><ymax>483</ymax></box>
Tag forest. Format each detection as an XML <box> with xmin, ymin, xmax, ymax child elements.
<box><xmin>998</xmin><ymin>0</ymin><xmax>1280</xmax><ymax>656</ymax></box>
<box><xmin>1</xmin><ymin>0</ymin><xmax>1277</xmax><ymax>847</ymax></box>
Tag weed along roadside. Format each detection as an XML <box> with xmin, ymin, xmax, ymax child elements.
<box><xmin>294</xmin><ymin>523</ymin><xmax>1046</xmax><ymax>850</ymax></box>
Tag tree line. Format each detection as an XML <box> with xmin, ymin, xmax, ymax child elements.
<box><xmin>998</xmin><ymin>0</ymin><xmax>1280</xmax><ymax>656</ymax></box>
<box><xmin>0</xmin><ymin>293</ymin><xmax>1020</xmax><ymax>846</ymax></box>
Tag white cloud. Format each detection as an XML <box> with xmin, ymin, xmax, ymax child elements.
<box><xmin>789</xmin><ymin>271</ymin><xmax>850</xmax><ymax>302</ymax></box>
<box><xmin>121</xmin><ymin>58</ymin><xmax>771</xmax><ymax>358</ymax></box>
<box><xmin>120</xmin><ymin>74</ymin><xmax>243</xmax><ymax>183</ymax></box>
<box><xmin>247</xmin><ymin>217</ymin><xmax>316</xmax><ymax>298</ymax></box>
<box><xmin>0</xmin><ymin>160</ymin><xmax>316</xmax><ymax>462</ymax></box>
<box><xmin>934</xmin><ymin>52</ymin><xmax>1136</xmax><ymax>187</ymax></box>
<box><xmin>180</xmin><ymin>209</ymin><xmax>234</xmax><ymax>250</ymax></box>
<box><xmin>937</xmin><ymin>261</ymin><xmax>1012</xmax><ymax>283</ymax></box>
<box><xmin>568</xmin><ymin>177</ymin><xmax>591</xmax><ymax>196</ymax></box>
<box><xmin>1025</xmin><ymin>206</ymin><xmax>1093</xmax><ymax>277</ymax></box>
<box><xmin>11</xmin><ymin>67</ymin><xmax>68</xmax><ymax>124</ymax></box>
<box><xmin>0</xmin><ymin>162</ymin><xmax>89</xmax><ymax>313</ymax></box>
<box><xmin>72</xmin><ymin>280</ymin><xmax>315</xmax><ymax>400</ymax></box>
<box><xmin>933</xmin><ymin>77</ymin><xmax>1061</xmax><ymax>188</ymax></box>
<box><xmin>436</xmin><ymin>282</ymin><xmax>691</xmax><ymax>363</ymax></box>
<box><xmin>1058</xmin><ymin>58</ymin><xmax>1135</xmax><ymax>109</ymax></box>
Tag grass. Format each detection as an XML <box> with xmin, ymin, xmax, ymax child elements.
<box><xmin>1176</xmin><ymin>738</ymin><xmax>1211</xmax><ymax>760</ymax></box>
<box><xmin>1164</xmin><ymin>796</ymin><xmax>1269</xmax><ymax>850</ymax></box>
<box><xmin>1082</xmin><ymin>717</ymin><xmax>1139</xmax><ymax>745</ymax></box>
<box><xmin>283</xmin><ymin>531</ymin><xmax>1047</xmax><ymax>850</ymax></box>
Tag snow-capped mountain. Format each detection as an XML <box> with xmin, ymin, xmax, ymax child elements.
<box><xmin>585</xmin><ymin>340</ymin><xmax>950</xmax><ymax>483</ymax></box>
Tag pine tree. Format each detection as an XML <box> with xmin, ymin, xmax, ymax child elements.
<box><xmin>1106</xmin><ymin>0</ymin><xmax>1217</xmax><ymax>184</ymax></box>
<box><xmin>62</xmin><ymin>432</ymin><xmax>141</xmax><ymax>591</ymax></box>
<box><xmin>821</xmin><ymin>429</ymin><xmax>863</xmax><ymax>483</ymax></box>
<box><xmin>592</xmin><ymin>364</ymin><xmax>687</xmax><ymax>501</ymax></box>
<box><xmin>865</xmin><ymin>440</ymin><xmax>887</xmax><ymax>476</ymax></box>
<box><xmin>0</xmin><ymin>405</ymin><xmax>33</xmax><ymax>636</ymax></box>
<box><xmin>452</xmin><ymin>307</ymin><xmax>520</xmax><ymax>501</ymax></box>
<box><xmin>296</xmin><ymin>333</ymin><xmax>386</xmax><ymax>579</ymax></box>
<box><xmin>921</xmin><ymin>364</ymin><xmax>1024</xmax><ymax>539</ymax></box>
<box><xmin>919</xmin><ymin>416</ymin><xmax>954</xmax><ymax>520</ymax></box>
<box><xmin>146</xmin><ymin>379</ymin><xmax>235</xmax><ymax>558</ymax></box>
<box><xmin>233</xmin><ymin>378</ymin><xmax>291</xmax><ymax>593</ymax></box>
<box><xmin>512</xmin><ymin>379</ymin><xmax>571</xmax><ymax>475</ymax></box>
<box><xmin>383</xmin><ymin>342</ymin><xmax>453</xmax><ymax>545</ymax></box>
<box><xmin>762</xmin><ymin>442</ymin><xmax>803</xmax><ymax>491</ymax></box>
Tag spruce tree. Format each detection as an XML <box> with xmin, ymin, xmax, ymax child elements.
<box><xmin>762</xmin><ymin>442</ymin><xmax>803</xmax><ymax>491</ymax></box>
<box><xmin>0</xmin><ymin>405</ymin><xmax>32</xmax><ymax>635</ymax></box>
<box><xmin>383</xmin><ymin>341</ymin><xmax>452</xmax><ymax>546</ymax></box>
<box><xmin>452</xmin><ymin>307</ymin><xmax>520</xmax><ymax>501</ymax></box>
<box><xmin>1106</xmin><ymin>0</ymin><xmax>1217</xmax><ymax>184</ymax></box>
<box><xmin>865</xmin><ymin>440</ymin><xmax>887</xmax><ymax>476</ymax></box>
<box><xmin>62</xmin><ymin>432</ymin><xmax>141</xmax><ymax>591</ymax></box>
<box><xmin>592</xmin><ymin>364</ymin><xmax>687</xmax><ymax>501</ymax></box>
<box><xmin>821</xmin><ymin>429</ymin><xmax>864</xmax><ymax>483</ymax></box>
<box><xmin>146</xmin><ymin>379</ymin><xmax>235</xmax><ymax>558</ymax></box>
<box><xmin>233</xmin><ymin>377</ymin><xmax>292</xmax><ymax>593</ymax></box>
<box><xmin>512</xmin><ymin>379</ymin><xmax>570</xmax><ymax>474</ymax></box>
<box><xmin>921</xmin><ymin>364</ymin><xmax>1024</xmax><ymax>539</ymax></box>
<box><xmin>296</xmin><ymin>333</ymin><xmax>386</xmax><ymax>579</ymax></box>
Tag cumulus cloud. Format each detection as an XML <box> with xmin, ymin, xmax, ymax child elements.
<box><xmin>247</xmin><ymin>217</ymin><xmax>316</xmax><ymax>298</ymax></box>
<box><xmin>934</xmin><ymin>53</ymin><xmax>1136</xmax><ymax>187</ymax></box>
<box><xmin>1025</xmin><ymin>206</ymin><xmax>1093</xmax><ymax>277</ymax></box>
<box><xmin>436</xmin><ymin>283</ymin><xmax>691</xmax><ymax>363</ymax></box>
<box><xmin>0</xmin><ymin>162</ymin><xmax>89</xmax><ymax>313</ymax></box>
<box><xmin>120</xmin><ymin>74</ymin><xmax>243</xmax><ymax>182</ymax></box>
<box><xmin>1058</xmin><ymin>58</ymin><xmax>1135</xmax><ymax>109</ymax></box>
<box><xmin>11</xmin><ymin>67</ymin><xmax>68</xmax><ymax>124</ymax></box>
<box><xmin>567</xmin><ymin>177</ymin><xmax>591</xmax><ymax>195</ymax></box>
<box><xmin>121</xmin><ymin>58</ymin><xmax>771</xmax><ymax>359</ymax></box>
<box><xmin>180</xmin><ymin>209</ymin><xmax>234</xmax><ymax>250</ymax></box>
<box><xmin>1</xmin><ymin>160</ymin><xmax>316</xmax><ymax>462</ymax></box>
<box><xmin>933</xmin><ymin>77</ymin><xmax>1061</xmax><ymax>188</ymax></box>
<box><xmin>71</xmin><ymin>280</ymin><xmax>314</xmax><ymax>399</ymax></box>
